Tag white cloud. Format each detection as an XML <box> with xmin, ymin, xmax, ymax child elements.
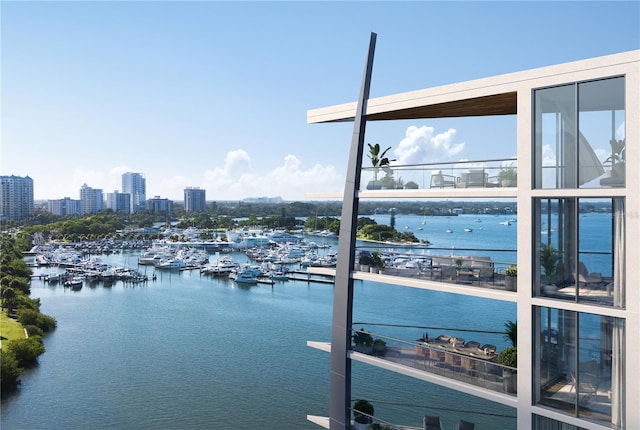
<box><xmin>155</xmin><ymin>175</ymin><xmax>192</xmax><ymax>200</ymax></box>
<box><xmin>393</xmin><ymin>125</ymin><xmax>465</xmax><ymax>165</ymax></box>
<box><xmin>40</xmin><ymin>151</ymin><xmax>343</xmax><ymax>202</ymax></box>
<box><xmin>201</xmin><ymin>151</ymin><xmax>343</xmax><ymax>200</ymax></box>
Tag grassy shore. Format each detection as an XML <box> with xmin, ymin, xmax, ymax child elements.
<box><xmin>1</xmin><ymin>310</ymin><xmax>26</xmax><ymax>342</ymax></box>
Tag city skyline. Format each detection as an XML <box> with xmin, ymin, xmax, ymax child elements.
<box><xmin>2</xmin><ymin>1</ymin><xmax>639</xmax><ymax>201</ymax></box>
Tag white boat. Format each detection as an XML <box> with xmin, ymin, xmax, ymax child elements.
<box><xmin>464</xmin><ymin>228</ymin><xmax>473</xmax><ymax>232</ymax></box>
<box><xmin>201</xmin><ymin>256</ymin><xmax>239</xmax><ymax>276</ymax></box>
<box><xmin>500</xmin><ymin>220</ymin><xmax>512</xmax><ymax>226</ymax></box>
<box><xmin>268</xmin><ymin>271</ymin><xmax>290</xmax><ymax>281</ymax></box>
<box><xmin>156</xmin><ymin>258</ymin><xmax>185</xmax><ymax>269</ymax></box>
<box><xmin>45</xmin><ymin>273</ymin><xmax>60</xmax><ymax>282</ymax></box>
<box><xmin>446</xmin><ymin>228</ymin><xmax>453</xmax><ymax>233</ymax></box>
<box><xmin>233</xmin><ymin>271</ymin><xmax>258</xmax><ymax>285</ymax></box>
<box><xmin>64</xmin><ymin>276</ymin><xmax>83</xmax><ymax>289</ymax></box>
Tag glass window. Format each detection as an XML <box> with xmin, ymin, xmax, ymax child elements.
<box><xmin>534</xmin><ymin>414</ymin><xmax>587</xmax><ymax>429</ymax></box>
<box><xmin>536</xmin><ymin>307</ymin><xmax>625</xmax><ymax>428</ymax></box>
<box><xmin>534</xmin><ymin>198</ymin><xmax>625</xmax><ymax>308</ymax></box>
<box><xmin>534</xmin><ymin>77</ymin><xmax>625</xmax><ymax>189</ymax></box>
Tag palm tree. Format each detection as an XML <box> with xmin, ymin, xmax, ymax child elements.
<box><xmin>504</xmin><ymin>320</ymin><xmax>517</xmax><ymax>347</ymax></box>
<box><xmin>367</xmin><ymin>143</ymin><xmax>394</xmax><ymax>181</ymax></box>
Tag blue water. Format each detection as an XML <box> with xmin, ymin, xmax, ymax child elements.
<box><xmin>1</xmin><ymin>214</ymin><xmax>611</xmax><ymax>429</ymax></box>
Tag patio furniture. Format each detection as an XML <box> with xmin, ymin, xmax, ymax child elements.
<box><xmin>570</xmin><ymin>372</ymin><xmax>598</xmax><ymax>405</ymax></box>
<box><xmin>480</xmin><ymin>344</ymin><xmax>497</xmax><ymax>354</ymax></box>
<box><xmin>575</xmin><ymin>262</ymin><xmax>603</xmax><ymax>288</ymax></box>
<box><xmin>430</xmin><ymin>170</ymin><xmax>458</xmax><ymax>188</ymax></box>
<box><xmin>457</xmin><ymin>169</ymin><xmax>487</xmax><ymax>188</ymax></box>
<box><xmin>464</xmin><ymin>341</ymin><xmax>481</xmax><ymax>349</ymax></box>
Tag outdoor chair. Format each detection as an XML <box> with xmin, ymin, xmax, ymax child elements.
<box><xmin>570</xmin><ymin>372</ymin><xmax>598</xmax><ymax>405</ymax></box>
<box><xmin>430</xmin><ymin>170</ymin><xmax>458</xmax><ymax>188</ymax></box>
<box><xmin>575</xmin><ymin>262</ymin><xmax>603</xmax><ymax>288</ymax></box>
<box><xmin>480</xmin><ymin>344</ymin><xmax>496</xmax><ymax>354</ymax></box>
<box><xmin>457</xmin><ymin>169</ymin><xmax>487</xmax><ymax>188</ymax></box>
<box><xmin>464</xmin><ymin>341</ymin><xmax>481</xmax><ymax>349</ymax></box>
<box><xmin>423</xmin><ymin>415</ymin><xmax>442</xmax><ymax>430</ymax></box>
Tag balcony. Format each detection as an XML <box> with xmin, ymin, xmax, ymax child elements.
<box><xmin>361</xmin><ymin>159</ymin><xmax>517</xmax><ymax>192</ymax></box>
<box><xmin>354</xmin><ymin>248</ymin><xmax>517</xmax><ymax>296</ymax></box>
<box><xmin>348</xmin><ymin>329</ymin><xmax>517</xmax><ymax>405</ymax></box>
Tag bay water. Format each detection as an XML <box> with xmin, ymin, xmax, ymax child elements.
<box><xmin>1</xmin><ymin>214</ymin><xmax>611</xmax><ymax>429</ymax></box>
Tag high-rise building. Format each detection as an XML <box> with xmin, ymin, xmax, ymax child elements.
<box><xmin>48</xmin><ymin>197</ymin><xmax>81</xmax><ymax>216</ymax></box>
<box><xmin>306</xmin><ymin>40</ymin><xmax>638</xmax><ymax>430</ymax></box>
<box><xmin>184</xmin><ymin>187</ymin><xmax>206</xmax><ymax>212</ymax></box>
<box><xmin>79</xmin><ymin>183</ymin><xmax>103</xmax><ymax>214</ymax></box>
<box><xmin>105</xmin><ymin>191</ymin><xmax>131</xmax><ymax>214</ymax></box>
<box><xmin>145</xmin><ymin>196</ymin><xmax>173</xmax><ymax>214</ymax></box>
<box><xmin>0</xmin><ymin>175</ymin><xmax>34</xmax><ymax>221</ymax></box>
<box><xmin>122</xmin><ymin>172</ymin><xmax>146</xmax><ymax>213</ymax></box>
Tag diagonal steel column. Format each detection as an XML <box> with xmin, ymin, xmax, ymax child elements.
<box><xmin>329</xmin><ymin>32</ymin><xmax>376</xmax><ymax>430</ymax></box>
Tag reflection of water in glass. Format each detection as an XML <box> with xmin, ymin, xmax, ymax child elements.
<box><xmin>368</xmin><ymin>213</ymin><xmax>518</xmax><ymax>265</ymax></box>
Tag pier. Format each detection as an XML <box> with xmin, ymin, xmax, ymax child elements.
<box><xmin>287</xmin><ymin>270</ymin><xmax>335</xmax><ymax>284</ymax></box>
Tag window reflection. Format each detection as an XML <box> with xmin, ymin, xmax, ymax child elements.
<box><xmin>534</xmin><ymin>77</ymin><xmax>625</xmax><ymax>189</ymax></box>
<box><xmin>537</xmin><ymin>307</ymin><xmax>625</xmax><ymax>428</ymax></box>
<box><xmin>534</xmin><ymin>197</ymin><xmax>625</xmax><ymax>308</ymax></box>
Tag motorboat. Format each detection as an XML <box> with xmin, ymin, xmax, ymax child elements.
<box><xmin>268</xmin><ymin>271</ymin><xmax>290</xmax><ymax>281</ymax></box>
<box><xmin>64</xmin><ymin>276</ymin><xmax>84</xmax><ymax>289</ymax></box>
<box><xmin>45</xmin><ymin>273</ymin><xmax>60</xmax><ymax>283</ymax></box>
<box><xmin>201</xmin><ymin>256</ymin><xmax>240</xmax><ymax>276</ymax></box>
<box><xmin>156</xmin><ymin>258</ymin><xmax>186</xmax><ymax>270</ymax></box>
<box><xmin>233</xmin><ymin>271</ymin><xmax>258</xmax><ymax>285</ymax></box>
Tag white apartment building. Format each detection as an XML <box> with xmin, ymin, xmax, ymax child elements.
<box><xmin>79</xmin><ymin>183</ymin><xmax>103</xmax><ymax>215</ymax></box>
<box><xmin>122</xmin><ymin>172</ymin><xmax>146</xmax><ymax>213</ymax></box>
<box><xmin>306</xmin><ymin>35</ymin><xmax>638</xmax><ymax>430</ymax></box>
<box><xmin>0</xmin><ymin>175</ymin><xmax>34</xmax><ymax>221</ymax></box>
<box><xmin>48</xmin><ymin>197</ymin><xmax>81</xmax><ymax>216</ymax></box>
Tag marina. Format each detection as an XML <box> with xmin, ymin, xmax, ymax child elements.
<box><xmin>3</xmin><ymin>213</ymin><xmax>615</xmax><ymax>429</ymax></box>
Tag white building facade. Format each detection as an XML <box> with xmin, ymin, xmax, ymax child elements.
<box><xmin>48</xmin><ymin>197</ymin><xmax>81</xmax><ymax>216</ymax></box>
<box><xmin>0</xmin><ymin>175</ymin><xmax>34</xmax><ymax>221</ymax></box>
<box><xmin>306</xmin><ymin>39</ymin><xmax>638</xmax><ymax>430</ymax></box>
<box><xmin>122</xmin><ymin>172</ymin><xmax>146</xmax><ymax>213</ymax></box>
<box><xmin>79</xmin><ymin>183</ymin><xmax>103</xmax><ymax>215</ymax></box>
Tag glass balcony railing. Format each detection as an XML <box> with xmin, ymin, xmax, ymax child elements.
<box><xmin>361</xmin><ymin>159</ymin><xmax>517</xmax><ymax>191</ymax></box>
<box><xmin>355</xmin><ymin>248</ymin><xmax>517</xmax><ymax>293</ymax></box>
<box><xmin>350</xmin><ymin>329</ymin><xmax>517</xmax><ymax>397</ymax></box>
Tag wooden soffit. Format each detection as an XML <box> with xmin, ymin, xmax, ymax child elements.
<box><xmin>366</xmin><ymin>92</ymin><xmax>517</xmax><ymax>121</ymax></box>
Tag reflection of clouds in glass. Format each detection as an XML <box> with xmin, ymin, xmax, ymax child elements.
<box><xmin>616</xmin><ymin>121</ymin><xmax>625</xmax><ymax>140</ymax></box>
<box><xmin>393</xmin><ymin>125</ymin><xmax>464</xmax><ymax>165</ymax></box>
<box><xmin>542</xmin><ymin>144</ymin><xmax>556</xmax><ymax>166</ymax></box>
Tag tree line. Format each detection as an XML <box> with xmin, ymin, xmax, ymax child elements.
<box><xmin>1</xmin><ymin>234</ymin><xmax>57</xmax><ymax>393</ymax></box>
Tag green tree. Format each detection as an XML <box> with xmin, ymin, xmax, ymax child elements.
<box><xmin>1</xmin><ymin>286</ymin><xmax>16</xmax><ymax>310</ymax></box>
<box><xmin>504</xmin><ymin>320</ymin><xmax>517</xmax><ymax>347</ymax></box>
<box><xmin>7</xmin><ymin>337</ymin><xmax>45</xmax><ymax>367</ymax></box>
<box><xmin>1</xmin><ymin>349</ymin><xmax>23</xmax><ymax>390</ymax></box>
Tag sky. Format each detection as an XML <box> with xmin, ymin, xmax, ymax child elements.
<box><xmin>2</xmin><ymin>1</ymin><xmax>639</xmax><ymax>201</ymax></box>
